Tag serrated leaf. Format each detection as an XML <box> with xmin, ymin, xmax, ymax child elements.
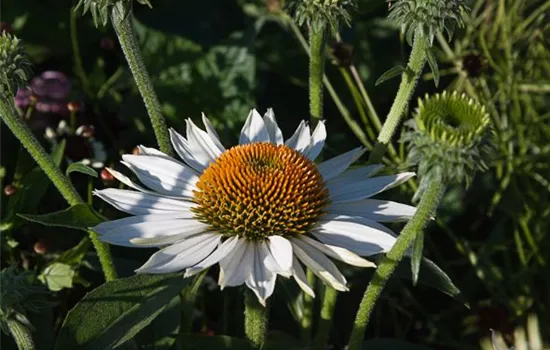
<box><xmin>66</xmin><ymin>162</ymin><xmax>98</xmax><ymax>178</ymax></box>
<box><xmin>54</xmin><ymin>274</ymin><xmax>189</xmax><ymax>350</ymax></box>
<box><xmin>39</xmin><ymin>263</ymin><xmax>75</xmax><ymax>291</ymax></box>
<box><xmin>363</xmin><ymin>339</ymin><xmax>434</xmax><ymax>349</ymax></box>
<box><xmin>411</xmin><ymin>231</ymin><xmax>425</xmax><ymax>286</ymax></box>
<box><xmin>18</xmin><ymin>203</ymin><xmax>104</xmax><ymax>231</ymax></box>
<box><xmin>425</xmin><ymin>48</ymin><xmax>439</xmax><ymax>87</ymax></box>
<box><xmin>375</xmin><ymin>65</ymin><xmax>405</xmax><ymax>86</ymax></box>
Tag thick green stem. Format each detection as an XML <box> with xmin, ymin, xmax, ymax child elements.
<box><xmin>347</xmin><ymin>181</ymin><xmax>445</xmax><ymax>350</ymax></box>
<box><xmin>368</xmin><ymin>35</ymin><xmax>428</xmax><ymax>164</ymax></box>
<box><xmin>0</xmin><ymin>97</ymin><xmax>117</xmax><ymax>281</ymax></box>
<box><xmin>314</xmin><ymin>286</ymin><xmax>338</xmax><ymax>350</ymax></box>
<box><xmin>309</xmin><ymin>27</ymin><xmax>327</xmax><ymax>127</ymax></box>
<box><xmin>7</xmin><ymin>318</ymin><xmax>35</xmax><ymax>350</ymax></box>
<box><xmin>300</xmin><ymin>269</ymin><xmax>315</xmax><ymax>345</ymax></box>
<box><xmin>244</xmin><ymin>291</ymin><xmax>269</xmax><ymax>349</ymax></box>
<box><xmin>111</xmin><ymin>10</ymin><xmax>173</xmax><ymax>155</ymax></box>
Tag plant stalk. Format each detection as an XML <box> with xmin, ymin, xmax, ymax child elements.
<box><xmin>347</xmin><ymin>180</ymin><xmax>445</xmax><ymax>350</ymax></box>
<box><xmin>7</xmin><ymin>318</ymin><xmax>35</xmax><ymax>350</ymax></box>
<box><xmin>111</xmin><ymin>10</ymin><xmax>173</xmax><ymax>155</ymax></box>
<box><xmin>314</xmin><ymin>286</ymin><xmax>338</xmax><ymax>350</ymax></box>
<box><xmin>309</xmin><ymin>27</ymin><xmax>327</xmax><ymax>127</ymax></box>
<box><xmin>368</xmin><ymin>35</ymin><xmax>428</xmax><ymax>164</ymax></box>
<box><xmin>244</xmin><ymin>290</ymin><xmax>269</xmax><ymax>349</ymax></box>
<box><xmin>0</xmin><ymin>97</ymin><xmax>117</xmax><ymax>281</ymax></box>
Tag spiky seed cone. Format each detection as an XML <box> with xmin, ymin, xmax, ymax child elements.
<box><xmin>403</xmin><ymin>91</ymin><xmax>492</xmax><ymax>198</ymax></box>
<box><xmin>286</xmin><ymin>0</ymin><xmax>354</xmax><ymax>34</ymax></box>
<box><xmin>74</xmin><ymin>0</ymin><xmax>152</xmax><ymax>27</ymax></box>
<box><xmin>0</xmin><ymin>33</ymin><xmax>32</xmax><ymax>97</ymax></box>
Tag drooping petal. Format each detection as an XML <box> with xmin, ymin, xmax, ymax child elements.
<box><xmin>313</xmin><ymin>215</ymin><xmax>397</xmax><ymax>256</ymax></box>
<box><xmin>186</xmin><ymin>118</ymin><xmax>223</xmax><ymax>163</ymax></box>
<box><xmin>94</xmin><ymin>188</ymin><xmax>194</xmax><ymax>215</ymax></box>
<box><xmin>184</xmin><ymin>236</ymin><xmax>241</xmax><ymax>277</ymax></box>
<box><xmin>136</xmin><ymin>233</ymin><xmax>221</xmax><ymax>273</ymax></box>
<box><xmin>93</xmin><ymin>215</ymin><xmax>207</xmax><ymax>248</ymax></box>
<box><xmin>329</xmin><ymin>172</ymin><xmax>416</xmax><ymax>203</ymax></box>
<box><xmin>285</xmin><ymin>121</ymin><xmax>311</xmax><ymax>153</ymax></box>
<box><xmin>201</xmin><ymin>113</ymin><xmax>225</xmax><ymax>153</ymax></box>
<box><xmin>267</xmin><ymin>236</ymin><xmax>293</xmax><ymax>276</ymax></box>
<box><xmin>291</xmin><ymin>256</ymin><xmax>315</xmax><ymax>297</ymax></box>
<box><xmin>239</xmin><ymin>109</ymin><xmax>270</xmax><ymax>144</ymax></box>
<box><xmin>291</xmin><ymin>239</ymin><xmax>348</xmax><ymax>292</ymax></box>
<box><xmin>327</xmin><ymin>199</ymin><xmax>417</xmax><ymax>222</ymax></box>
<box><xmin>297</xmin><ymin>236</ymin><xmax>375</xmax><ymax>268</ymax></box>
<box><xmin>263</xmin><ymin>108</ymin><xmax>283</xmax><ymax>145</ymax></box>
<box><xmin>218</xmin><ymin>239</ymin><xmax>253</xmax><ymax>288</ymax></box>
<box><xmin>169</xmin><ymin>129</ymin><xmax>206</xmax><ymax>171</ymax></box>
<box><xmin>317</xmin><ymin>147</ymin><xmax>366</xmax><ymax>181</ymax></box>
<box><xmin>130</xmin><ymin>219</ymin><xmax>211</xmax><ymax>246</ymax></box>
<box><xmin>121</xmin><ymin>154</ymin><xmax>199</xmax><ymax>197</ymax></box>
<box><xmin>305</xmin><ymin>120</ymin><xmax>326</xmax><ymax>160</ymax></box>
<box><xmin>245</xmin><ymin>244</ymin><xmax>277</xmax><ymax>306</ymax></box>
<box><xmin>325</xmin><ymin>165</ymin><xmax>383</xmax><ymax>192</ymax></box>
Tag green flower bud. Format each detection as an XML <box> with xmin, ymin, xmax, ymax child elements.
<box><xmin>75</xmin><ymin>0</ymin><xmax>152</xmax><ymax>27</ymax></box>
<box><xmin>286</xmin><ymin>0</ymin><xmax>354</xmax><ymax>35</ymax></box>
<box><xmin>403</xmin><ymin>91</ymin><xmax>492</xmax><ymax>198</ymax></box>
<box><xmin>0</xmin><ymin>33</ymin><xmax>32</xmax><ymax>97</ymax></box>
<box><xmin>388</xmin><ymin>0</ymin><xmax>467</xmax><ymax>46</ymax></box>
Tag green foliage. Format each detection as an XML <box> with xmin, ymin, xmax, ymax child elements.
<box><xmin>66</xmin><ymin>162</ymin><xmax>98</xmax><ymax>178</ymax></box>
<box><xmin>38</xmin><ymin>263</ymin><xmax>75</xmax><ymax>291</ymax></box>
<box><xmin>18</xmin><ymin>204</ymin><xmax>104</xmax><ymax>231</ymax></box>
<box><xmin>0</xmin><ymin>33</ymin><xmax>32</xmax><ymax>96</ymax></box>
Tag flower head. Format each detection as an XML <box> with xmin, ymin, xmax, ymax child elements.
<box><xmin>0</xmin><ymin>33</ymin><xmax>32</xmax><ymax>96</ymax></box>
<box><xmin>93</xmin><ymin>109</ymin><xmax>416</xmax><ymax>304</ymax></box>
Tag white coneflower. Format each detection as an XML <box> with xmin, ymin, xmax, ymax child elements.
<box><xmin>93</xmin><ymin>109</ymin><xmax>416</xmax><ymax>305</ymax></box>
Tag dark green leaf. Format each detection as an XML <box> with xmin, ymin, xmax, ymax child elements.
<box><xmin>66</xmin><ymin>162</ymin><xmax>98</xmax><ymax>178</ymax></box>
<box><xmin>411</xmin><ymin>231</ymin><xmax>425</xmax><ymax>286</ymax></box>
<box><xmin>57</xmin><ymin>237</ymin><xmax>92</xmax><ymax>266</ymax></box>
<box><xmin>55</xmin><ymin>274</ymin><xmax>189</xmax><ymax>350</ymax></box>
<box><xmin>135</xmin><ymin>295</ymin><xmax>180</xmax><ymax>350</ymax></box>
<box><xmin>179</xmin><ymin>334</ymin><xmax>252</xmax><ymax>350</ymax></box>
<box><xmin>363</xmin><ymin>339</ymin><xmax>434</xmax><ymax>349</ymax></box>
<box><xmin>425</xmin><ymin>48</ymin><xmax>439</xmax><ymax>87</ymax></box>
<box><xmin>375</xmin><ymin>65</ymin><xmax>405</xmax><ymax>86</ymax></box>
<box><xmin>18</xmin><ymin>204</ymin><xmax>104</xmax><ymax>231</ymax></box>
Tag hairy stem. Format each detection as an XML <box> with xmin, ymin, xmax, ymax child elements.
<box><xmin>347</xmin><ymin>181</ymin><xmax>445</xmax><ymax>350</ymax></box>
<box><xmin>314</xmin><ymin>286</ymin><xmax>338</xmax><ymax>350</ymax></box>
<box><xmin>309</xmin><ymin>27</ymin><xmax>327</xmax><ymax>127</ymax></box>
<box><xmin>368</xmin><ymin>35</ymin><xmax>428</xmax><ymax>164</ymax></box>
<box><xmin>7</xmin><ymin>318</ymin><xmax>35</xmax><ymax>350</ymax></box>
<box><xmin>244</xmin><ymin>291</ymin><xmax>269</xmax><ymax>349</ymax></box>
<box><xmin>0</xmin><ymin>97</ymin><xmax>117</xmax><ymax>281</ymax></box>
<box><xmin>111</xmin><ymin>10</ymin><xmax>173</xmax><ymax>155</ymax></box>
<box><xmin>300</xmin><ymin>269</ymin><xmax>315</xmax><ymax>345</ymax></box>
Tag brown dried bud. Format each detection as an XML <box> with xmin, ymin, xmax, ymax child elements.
<box><xmin>0</xmin><ymin>22</ymin><xmax>12</xmax><ymax>34</ymax></box>
<box><xmin>4</xmin><ymin>184</ymin><xmax>17</xmax><ymax>196</ymax></box>
<box><xmin>132</xmin><ymin>146</ymin><xmax>141</xmax><ymax>155</ymax></box>
<box><xmin>100</xmin><ymin>168</ymin><xmax>114</xmax><ymax>182</ymax></box>
<box><xmin>331</xmin><ymin>41</ymin><xmax>354</xmax><ymax>67</ymax></box>
<box><xmin>76</xmin><ymin>125</ymin><xmax>95</xmax><ymax>138</ymax></box>
<box><xmin>461</xmin><ymin>53</ymin><xmax>486</xmax><ymax>78</ymax></box>
<box><xmin>265</xmin><ymin>0</ymin><xmax>281</xmax><ymax>14</ymax></box>
<box><xmin>33</xmin><ymin>239</ymin><xmax>49</xmax><ymax>255</ymax></box>
<box><xmin>67</xmin><ymin>101</ymin><xmax>82</xmax><ymax>113</ymax></box>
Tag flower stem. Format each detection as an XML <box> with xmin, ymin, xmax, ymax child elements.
<box><xmin>7</xmin><ymin>318</ymin><xmax>35</xmax><ymax>350</ymax></box>
<box><xmin>244</xmin><ymin>290</ymin><xmax>269</xmax><ymax>349</ymax></box>
<box><xmin>368</xmin><ymin>35</ymin><xmax>428</xmax><ymax>164</ymax></box>
<box><xmin>300</xmin><ymin>269</ymin><xmax>315</xmax><ymax>345</ymax></box>
<box><xmin>111</xmin><ymin>10</ymin><xmax>173</xmax><ymax>156</ymax></box>
<box><xmin>309</xmin><ymin>27</ymin><xmax>327</xmax><ymax>127</ymax></box>
<box><xmin>347</xmin><ymin>180</ymin><xmax>445</xmax><ymax>350</ymax></box>
<box><xmin>314</xmin><ymin>286</ymin><xmax>338</xmax><ymax>350</ymax></box>
<box><xmin>0</xmin><ymin>97</ymin><xmax>117</xmax><ymax>282</ymax></box>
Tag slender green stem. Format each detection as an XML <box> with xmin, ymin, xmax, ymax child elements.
<box><xmin>244</xmin><ymin>290</ymin><xmax>269</xmax><ymax>349</ymax></box>
<box><xmin>314</xmin><ymin>286</ymin><xmax>338</xmax><ymax>350</ymax></box>
<box><xmin>7</xmin><ymin>318</ymin><xmax>35</xmax><ymax>350</ymax></box>
<box><xmin>309</xmin><ymin>27</ymin><xmax>327</xmax><ymax>127</ymax></box>
<box><xmin>300</xmin><ymin>269</ymin><xmax>315</xmax><ymax>345</ymax></box>
<box><xmin>347</xmin><ymin>181</ymin><xmax>445</xmax><ymax>350</ymax></box>
<box><xmin>70</xmin><ymin>6</ymin><xmax>93</xmax><ymax>97</ymax></box>
<box><xmin>0</xmin><ymin>97</ymin><xmax>117</xmax><ymax>281</ymax></box>
<box><xmin>368</xmin><ymin>35</ymin><xmax>428</xmax><ymax>164</ymax></box>
<box><xmin>111</xmin><ymin>10</ymin><xmax>173</xmax><ymax>155</ymax></box>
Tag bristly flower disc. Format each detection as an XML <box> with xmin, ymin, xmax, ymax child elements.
<box><xmin>93</xmin><ymin>109</ymin><xmax>417</xmax><ymax>304</ymax></box>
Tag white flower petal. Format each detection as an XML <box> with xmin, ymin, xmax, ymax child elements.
<box><xmin>93</xmin><ymin>215</ymin><xmax>206</xmax><ymax>248</ymax></box>
<box><xmin>245</xmin><ymin>244</ymin><xmax>277</xmax><ymax>306</ymax></box>
<box><xmin>305</xmin><ymin>120</ymin><xmax>326</xmax><ymax>160</ymax></box>
<box><xmin>291</xmin><ymin>256</ymin><xmax>315</xmax><ymax>297</ymax></box>
<box><xmin>285</xmin><ymin>121</ymin><xmax>311</xmax><ymax>153</ymax></box>
<box><xmin>313</xmin><ymin>215</ymin><xmax>397</xmax><ymax>256</ymax></box>
<box><xmin>201</xmin><ymin>113</ymin><xmax>225</xmax><ymax>153</ymax></box>
<box><xmin>267</xmin><ymin>236</ymin><xmax>293</xmax><ymax>276</ymax></box>
<box><xmin>121</xmin><ymin>154</ymin><xmax>199</xmax><ymax>198</ymax></box>
<box><xmin>327</xmin><ymin>199</ymin><xmax>417</xmax><ymax>222</ymax></box>
<box><xmin>263</xmin><ymin>108</ymin><xmax>283</xmax><ymax>145</ymax></box>
<box><xmin>184</xmin><ymin>236</ymin><xmax>240</xmax><ymax>277</ymax></box>
<box><xmin>325</xmin><ymin>165</ymin><xmax>383</xmax><ymax>192</ymax></box>
<box><xmin>169</xmin><ymin>129</ymin><xmax>206</xmax><ymax>171</ymax></box>
<box><xmin>130</xmin><ymin>219</ymin><xmax>210</xmax><ymax>246</ymax></box>
<box><xmin>317</xmin><ymin>147</ymin><xmax>366</xmax><ymax>181</ymax></box>
<box><xmin>297</xmin><ymin>236</ymin><xmax>375</xmax><ymax>268</ymax></box>
<box><xmin>137</xmin><ymin>145</ymin><xmax>171</xmax><ymax>159</ymax></box>
<box><xmin>186</xmin><ymin>118</ymin><xmax>222</xmax><ymax>163</ymax></box>
<box><xmin>329</xmin><ymin>172</ymin><xmax>416</xmax><ymax>203</ymax></box>
<box><xmin>219</xmin><ymin>239</ymin><xmax>253</xmax><ymax>288</ymax></box>
<box><xmin>136</xmin><ymin>233</ymin><xmax>221</xmax><ymax>273</ymax></box>
<box><xmin>291</xmin><ymin>239</ymin><xmax>348</xmax><ymax>292</ymax></box>
<box><xmin>240</xmin><ymin>109</ymin><xmax>270</xmax><ymax>144</ymax></box>
<box><xmin>94</xmin><ymin>188</ymin><xmax>194</xmax><ymax>215</ymax></box>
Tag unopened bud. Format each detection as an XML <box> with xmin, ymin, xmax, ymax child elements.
<box><xmin>67</xmin><ymin>101</ymin><xmax>82</xmax><ymax>113</ymax></box>
<box><xmin>100</xmin><ymin>168</ymin><xmax>115</xmax><ymax>182</ymax></box>
<box><xmin>132</xmin><ymin>146</ymin><xmax>141</xmax><ymax>155</ymax></box>
<box><xmin>33</xmin><ymin>240</ymin><xmax>48</xmax><ymax>255</ymax></box>
<box><xmin>4</xmin><ymin>184</ymin><xmax>17</xmax><ymax>196</ymax></box>
<box><xmin>76</xmin><ymin>125</ymin><xmax>95</xmax><ymax>138</ymax></box>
